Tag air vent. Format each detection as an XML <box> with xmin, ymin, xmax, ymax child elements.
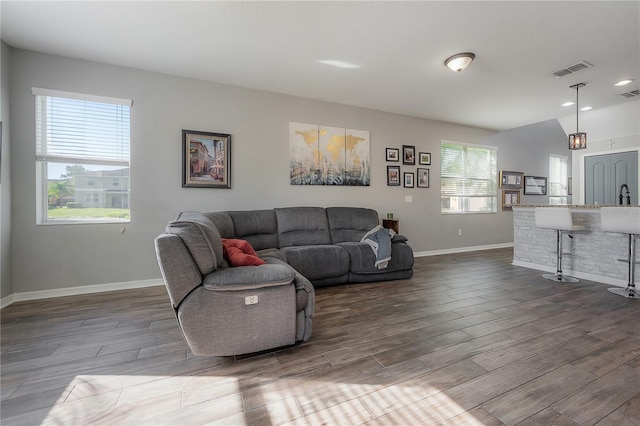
<box><xmin>619</xmin><ymin>89</ymin><xmax>640</xmax><ymax>99</ymax></box>
<box><xmin>551</xmin><ymin>61</ymin><xmax>593</xmax><ymax>78</ymax></box>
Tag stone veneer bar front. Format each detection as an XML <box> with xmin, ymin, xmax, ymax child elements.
<box><xmin>512</xmin><ymin>205</ymin><xmax>640</xmax><ymax>287</ymax></box>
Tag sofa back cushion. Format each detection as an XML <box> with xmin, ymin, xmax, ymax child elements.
<box><xmin>275</xmin><ymin>207</ymin><xmax>331</xmax><ymax>247</ymax></box>
<box><xmin>326</xmin><ymin>207</ymin><xmax>379</xmax><ymax>243</ymax></box>
<box><xmin>165</xmin><ymin>211</ymin><xmax>224</xmax><ymax>275</ymax></box>
<box><xmin>203</xmin><ymin>211</ymin><xmax>235</xmax><ymax>238</ymax></box>
<box><xmin>228</xmin><ymin>210</ymin><xmax>279</xmax><ymax>250</ymax></box>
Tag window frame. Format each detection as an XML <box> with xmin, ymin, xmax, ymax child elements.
<box><xmin>33</xmin><ymin>87</ymin><xmax>132</xmax><ymax>225</ymax></box>
<box><xmin>440</xmin><ymin>140</ymin><xmax>498</xmax><ymax>215</ymax></box>
<box><xmin>548</xmin><ymin>154</ymin><xmax>569</xmax><ymax>205</ymax></box>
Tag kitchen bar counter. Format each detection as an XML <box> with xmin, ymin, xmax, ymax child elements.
<box><xmin>512</xmin><ymin>205</ymin><xmax>639</xmax><ymax>287</ymax></box>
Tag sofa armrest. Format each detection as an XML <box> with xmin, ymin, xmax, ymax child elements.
<box><xmin>392</xmin><ymin>234</ymin><xmax>408</xmax><ymax>244</ymax></box>
<box><xmin>203</xmin><ymin>264</ymin><xmax>295</xmax><ymax>291</ymax></box>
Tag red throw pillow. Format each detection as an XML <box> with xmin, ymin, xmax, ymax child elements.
<box><xmin>221</xmin><ymin>239</ymin><xmax>266</xmax><ymax>267</ymax></box>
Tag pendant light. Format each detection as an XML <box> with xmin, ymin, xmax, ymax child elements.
<box><xmin>568</xmin><ymin>83</ymin><xmax>587</xmax><ymax>150</ymax></box>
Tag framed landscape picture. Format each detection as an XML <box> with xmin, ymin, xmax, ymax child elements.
<box><xmin>419</xmin><ymin>152</ymin><xmax>431</xmax><ymax>165</ymax></box>
<box><xmin>182</xmin><ymin>129</ymin><xmax>231</xmax><ymax>188</ymax></box>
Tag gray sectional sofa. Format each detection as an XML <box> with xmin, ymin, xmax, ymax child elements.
<box><xmin>155</xmin><ymin>206</ymin><xmax>414</xmax><ymax>356</ymax></box>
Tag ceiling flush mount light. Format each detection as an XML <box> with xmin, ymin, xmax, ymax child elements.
<box><xmin>615</xmin><ymin>79</ymin><xmax>634</xmax><ymax>87</ymax></box>
<box><xmin>568</xmin><ymin>82</ymin><xmax>587</xmax><ymax>150</ymax></box>
<box><xmin>561</xmin><ymin>101</ymin><xmax>575</xmax><ymax>107</ymax></box>
<box><xmin>444</xmin><ymin>52</ymin><xmax>475</xmax><ymax>72</ymax></box>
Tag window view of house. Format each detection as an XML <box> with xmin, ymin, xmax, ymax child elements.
<box><xmin>34</xmin><ymin>90</ymin><xmax>132</xmax><ymax>223</ymax></box>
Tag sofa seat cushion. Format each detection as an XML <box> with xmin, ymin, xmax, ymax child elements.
<box><xmin>282</xmin><ymin>245</ymin><xmax>349</xmax><ymax>281</ymax></box>
<box><xmin>337</xmin><ymin>242</ymin><xmax>414</xmax><ymax>274</ymax></box>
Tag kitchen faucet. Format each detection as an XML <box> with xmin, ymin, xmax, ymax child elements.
<box><xmin>619</xmin><ymin>184</ymin><xmax>631</xmax><ymax>205</ymax></box>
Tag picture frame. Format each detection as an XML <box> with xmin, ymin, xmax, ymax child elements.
<box><xmin>417</xmin><ymin>168</ymin><xmax>430</xmax><ymax>188</ymax></box>
<box><xmin>524</xmin><ymin>176</ymin><xmax>547</xmax><ymax>195</ymax></box>
<box><xmin>404</xmin><ymin>172</ymin><xmax>415</xmax><ymax>188</ymax></box>
<box><xmin>419</xmin><ymin>152</ymin><xmax>431</xmax><ymax>165</ymax></box>
<box><xmin>502</xmin><ymin>190</ymin><xmax>520</xmax><ymax>211</ymax></box>
<box><xmin>386</xmin><ymin>148</ymin><xmax>399</xmax><ymax>162</ymax></box>
<box><xmin>499</xmin><ymin>170</ymin><xmax>524</xmax><ymax>189</ymax></box>
<box><xmin>182</xmin><ymin>129</ymin><xmax>231</xmax><ymax>188</ymax></box>
<box><xmin>387</xmin><ymin>165</ymin><xmax>401</xmax><ymax>186</ymax></box>
<box><xmin>402</xmin><ymin>145</ymin><xmax>415</xmax><ymax>165</ymax></box>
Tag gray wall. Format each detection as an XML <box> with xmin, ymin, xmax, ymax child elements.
<box><xmin>1</xmin><ymin>41</ymin><xmax>12</xmax><ymax>300</ymax></box>
<box><xmin>485</xmin><ymin>119</ymin><xmax>573</xmax><ymax>206</ymax></box>
<box><xmin>8</xmin><ymin>47</ymin><xmax>567</xmax><ymax>294</ymax></box>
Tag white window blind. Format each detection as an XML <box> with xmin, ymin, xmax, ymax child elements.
<box><xmin>33</xmin><ymin>88</ymin><xmax>132</xmax><ymax>224</ymax></box>
<box><xmin>441</xmin><ymin>140</ymin><xmax>498</xmax><ymax>214</ymax></box>
<box><xmin>548</xmin><ymin>154</ymin><xmax>568</xmax><ymax>205</ymax></box>
<box><xmin>34</xmin><ymin>88</ymin><xmax>131</xmax><ymax>166</ymax></box>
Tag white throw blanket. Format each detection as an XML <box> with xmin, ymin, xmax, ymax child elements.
<box><xmin>360</xmin><ymin>225</ymin><xmax>392</xmax><ymax>269</ymax></box>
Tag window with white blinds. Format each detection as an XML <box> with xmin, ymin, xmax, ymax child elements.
<box><xmin>33</xmin><ymin>88</ymin><xmax>132</xmax><ymax>224</ymax></box>
<box><xmin>548</xmin><ymin>154</ymin><xmax>568</xmax><ymax>205</ymax></box>
<box><xmin>441</xmin><ymin>140</ymin><xmax>498</xmax><ymax>214</ymax></box>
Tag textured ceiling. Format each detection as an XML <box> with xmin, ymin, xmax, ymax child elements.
<box><xmin>2</xmin><ymin>1</ymin><xmax>639</xmax><ymax>131</ymax></box>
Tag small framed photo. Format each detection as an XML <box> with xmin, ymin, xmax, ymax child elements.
<box><xmin>402</xmin><ymin>145</ymin><xmax>415</xmax><ymax>165</ymax></box>
<box><xmin>404</xmin><ymin>172</ymin><xmax>415</xmax><ymax>188</ymax></box>
<box><xmin>417</xmin><ymin>168</ymin><xmax>430</xmax><ymax>188</ymax></box>
<box><xmin>182</xmin><ymin>129</ymin><xmax>231</xmax><ymax>188</ymax></box>
<box><xmin>524</xmin><ymin>176</ymin><xmax>547</xmax><ymax>195</ymax></box>
<box><xmin>499</xmin><ymin>170</ymin><xmax>524</xmax><ymax>189</ymax></box>
<box><xmin>502</xmin><ymin>190</ymin><xmax>520</xmax><ymax>211</ymax></box>
<box><xmin>386</xmin><ymin>148</ymin><xmax>399</xmax><ymax>162</ymax></box>
<box><xmin>387</xmin><ymin>165</ymin><xmax>401</xmax><ymax>186</ymax></box>
<box><xmin>419</xmin><ymin>152</ymin><xmax>431</xmax><ymax>165</ymax></box>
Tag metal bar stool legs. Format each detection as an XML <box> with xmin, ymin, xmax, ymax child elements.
<box><xmin>608</xmin><ymin>233</ymin><xmax>639</xmax><ymax>299</ymax></box>
<box><xmin>543</xmin><ymin>229</ymin><xmax>579</xmax><ymax>283</ymax></box>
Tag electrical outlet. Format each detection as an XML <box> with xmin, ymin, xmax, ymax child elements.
<box><xmin>245</xmin><ymin>295</ymin><xmax>259</xmax><ymax>305</ymax></box>
<box><xmin>405</xmin><ymin>195</ymin><xmax>413</xmax><ymax>203</ymax></box>
<box><xmin>458</xmin><ymin>229</ymin><xmax>463</xmax><ymax>236</ymax></box>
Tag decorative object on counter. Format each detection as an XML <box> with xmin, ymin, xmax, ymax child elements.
<box><xmin>502</xmin><ymin>190</ymin><xmax>520</xmax><ymax>211</ymax></box>
<box><xmin>534</xmin><ymin>207</ymin><xmax>584</xmax><ymax>282</ymax></box>
<box><xmin>402</xmin><ymin>145</ymin><xmax>415</xmax><ymax>165</ymax></box>
<box><xmin>386</xmin><ymin>148</ymin><xmax>399</xmax><ymax>162</ymax></box>
<box><xmin>568</xmin><ymin>82</ymin><xmax>587</xmax><ymax>150</ymax></box>
<box><xmin>600</xmin><ymin>207</ymin><xmax>640</xmax><ymax>300</ymax></box>
<box><xmin>499</xmin><ymin>170</ymin><xmax>524</xmax><ymax>189</ymax></box>
<box><xmin>404</xmin><ymin>172</ymin><xmax>414</xmax><ymax>188</ymax></box>
<box><xmin>387</xmin><ymin>165</ymin><xmax>400</xmax><ymax>186</ymax></box>
<box><xmin>289</xmin><ymin>122</ymin><xmax>370</xmax><ymax>186</ymax></box>
<box><xmin>417</xmin><ymin>168</ymin><xmax>430</xmax><ymax>188</ymax></box>
<box><xmin>182</xmin><ymin>129</ymin><xmax>231</xmax><ymax>189</ymax></box>
<box><xmin>524</xmin><ymin>176</ymin><xmax>547</xmax><ymax>195</ymax></box>
<box><xmin>386</xmin><ymin>212</ymin><xmax>394</xmax><ymax>219</ymax></box>
<box><xmin>419</xmin><ymin>152</ymin><xmax>431</xmax><ymax>165</ymax></box>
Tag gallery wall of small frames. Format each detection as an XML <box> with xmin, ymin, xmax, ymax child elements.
<box><xmin>385</xmin><ymin>146</ymin><xmax>430</xmax><ymax>188</ymax></box>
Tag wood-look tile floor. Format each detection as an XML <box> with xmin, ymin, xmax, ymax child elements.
<box><xmin>2</xmin><ymin>248</ymin><xmax>640</xmax><ymax>425</ymax></box>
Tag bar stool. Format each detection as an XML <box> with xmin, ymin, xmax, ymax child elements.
<box><xmin>600</xmin><ymin>207</ymin><xmax>640</xmax><ymax>300</ymax></box>
<box><xmin>535</xmin><ymin>207</ymin><xmax>584</xmax><ymax>282</ymax></box>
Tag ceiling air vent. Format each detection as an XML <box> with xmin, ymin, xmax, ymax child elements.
<box><xmin>619</xmin><ymin>89</ymin><xmax>640</xmax><ymax>99</ymax></box>
<box><xmin>551</xmin><ymin>61</ymin><xmax>593</xmax><ymax>78</ymax></box>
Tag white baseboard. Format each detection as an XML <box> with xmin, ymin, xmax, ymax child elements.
<box><xmin>413</xmin><ymin>242</ymin><xmax>514</xmax><ymax>258</ymax></box>
<box><xmin>0</xmin><ymin>278</ymin><xmax>164</xmax><ymax>309</ymax></box>
<box><xmin>511</xmin><ymin>260</ymin><xmax>628</xmax><ymax>288</ymax></box>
